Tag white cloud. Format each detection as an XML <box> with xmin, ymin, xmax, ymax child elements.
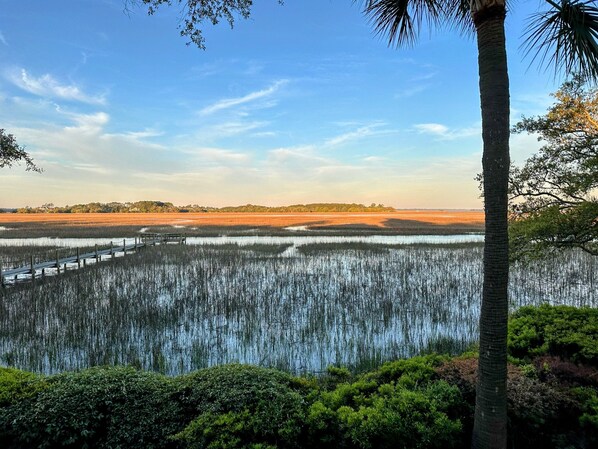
<box><xmin>414</xmin><ymin>123</ymin><xmax>450</xmax><ymax>135</ymax></box>
<box><xmin>199</xmin><ymin>80</ymin><xmax>287</xmax><ymax>115</ymax></box>
<box><xmin>0</xmin><ymin>31</ymin><xmax>7</xmax><ymax>46</ymax></box>
<box><xmin>65</xmin><ymin>112</ymin><xmax>110</xmax><ymax>134</ymax></box>
<box><xmin>8</xmin><ymin>69</ymin><xmax>106</xmax><ymax>105</ymax></box>
<box><xmin>414</xmin><ymin>122</ymin><xmax>480</xmax><ymax>140</ymax></box>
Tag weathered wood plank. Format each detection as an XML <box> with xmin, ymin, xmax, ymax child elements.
<box><xmin>0</xmin><ymin>234</ymin><xmax>183</xmax><ymax>286</ymax></box>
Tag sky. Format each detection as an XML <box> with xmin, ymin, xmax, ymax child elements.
<box><xmin>0</xmin><ymin>0</ymin><xmax>567</xmax><ymax>209</ymax></box>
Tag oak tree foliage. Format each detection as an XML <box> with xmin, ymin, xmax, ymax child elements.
<box><xmin>510</xmin><ymin>75</ymin><xmax>598</xmax><ymax>259</ymax></box>
<box><xmin>127</xmin><ymin>0</ymin><xmax>283</xmax><ymax>49</ymax></box>
<box><xmin>0</xmin><ymin>129</ymin><xmax>41</xmax><ymax>172</ymax></box>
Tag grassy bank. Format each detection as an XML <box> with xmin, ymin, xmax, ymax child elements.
<box><xmin>1</xmin><ymin>305</ymin><xmax>596</xmax><ymax>449</ymax></box>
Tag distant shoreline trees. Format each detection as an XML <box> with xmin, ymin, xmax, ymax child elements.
<box><xmin>10</xmin><ymin>202</ymin><xmax>396</xmax><ymax>214</ymax></box>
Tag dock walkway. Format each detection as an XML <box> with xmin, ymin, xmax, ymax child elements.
<box><xmin>0</xmin><ymin>233</ymin><xmax>185</xmax><ymax>287</ymax></box>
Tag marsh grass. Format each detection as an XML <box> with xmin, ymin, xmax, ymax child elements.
<box><xmin>0</xmin><ymin>242</ymin><xmax>595</xmax><ymax>375</ymax></box>
<box><xmin>0</xmin><ymin>246</ymin><xmax>61</xmax><ymax>267</ymax></box>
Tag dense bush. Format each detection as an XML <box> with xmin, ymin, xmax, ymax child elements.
<box><xmin>436</xmin><ymin>354</ymin><xmax>598</xmax><ymax>449</ymax></box>
<box><xmin>0</xmin><ymin>367</ymin><xmax>49</xmax><ymax>448</ymax></box>
<box><xmin>306</xmin><ymin>356</ymin><xmax>465</xmax><ymax>449</ymax></box>
<box><xmin>173</xmin><ymin>364</ymin><xmax>308</xmax><ymax>449</ymax></box>
<box><xmin>0</xmin><ymin>366</ymin><xmax>184</xmax><ymax>449</ymax></box>
<box><xmin>0</xmin><ymin>367</ymin><xmax>46</xmax><ymax>407</ymax></box>
<box><xmin>507</xmin><ymin>372</ymin><xmax>583</xmax><ymax>449</ymax></box>
<box><xmin>508</xmin><ymin>305</ymin><xmax>598</xmax><ymax>365</ymax></box>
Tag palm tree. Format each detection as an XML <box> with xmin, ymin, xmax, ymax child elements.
<box><xmin>362</xmin><ymin>1</ymin><xmax>598</xmax><ymax>448</ymax></box>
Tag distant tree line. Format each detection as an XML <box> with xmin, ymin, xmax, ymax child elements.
<box><xmin>12</xmin><ymin>202</ymin><xmax>395</xmax><ymax>214</ymax></box>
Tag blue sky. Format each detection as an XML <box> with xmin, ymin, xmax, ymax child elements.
<box><xmin>0</xmin><ymin>0</ymin><xmax>563</xmax><ymax>208</ymax></box>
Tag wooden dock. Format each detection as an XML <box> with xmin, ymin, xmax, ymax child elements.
<box><xmin>0</xmin><ymin>233</ymin><xmax>186</xmax><ymax>287</ymax></box>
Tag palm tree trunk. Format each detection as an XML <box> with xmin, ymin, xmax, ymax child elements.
<box><xmin>471</xmin><ymin>3</ymin><xmax>510</xmax><ymax>449</ymax></box>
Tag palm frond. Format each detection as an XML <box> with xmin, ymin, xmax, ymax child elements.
<box><xmin>443</xmin><ymin>0</ymin><xmax>475</xmax><ymax>37</ymax></box>
<box><xmin>361</xmin><ymin>0</ymin><xmax>445</xmax><ymax>47</ymax></box>
<box><xmin>522</xmin><ymin>0</ymin><xmax>598</xmax><ymax>81</ymax></box>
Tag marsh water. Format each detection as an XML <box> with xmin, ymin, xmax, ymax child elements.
<box><xmin>0</xmin><ymin>237</ymin><xmax>595</xmax><ymax>374</ymax></box>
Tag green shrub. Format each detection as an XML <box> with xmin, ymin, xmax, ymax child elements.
<box><xmin>0</xmin><ymin>367</ymin><xmax>49</xmax><ymax>448</ymax></box>
<box><xmin>508</xmin><ymin>305</ymin><xmax>598</xmax><ymax>365</ymax></box>
<box><xmin>0</xmin><ymin>366</ymin><xmax>183</xmax><ymax>449</ymax></box>
<box><xmin>318</xmin><ymin>366</ymin><xmax>354</xmax><ymax>391</ymax></box>
<box><xmin>508</xmin><ymin>374</ymin><xmax>582</xmax><ymax>449</ymax></box>
<box><xmin>0</xmin><ymin>367</ymin><xmax>46</xmax><ymax>407</ymax></box>
<box><xmin>306</xmin><ymin>356</ymin><xmax>464</xmax><ymax>449</ymax></box>
<box><xmin>362</xmin><ymin>355</ymin><xmax>446</xmax><ymax>387</ymax></box>
<box><xmin>172</xmin><ymin>410</ymin><xmax>279</xmax><ymax>449</ymax></box>
<box><xmin>435</xmin><ymin>353</ymin><xmax>598</xmax><ymax>449</ymax></box>
<box><xmin>307</xmin><ymin>381</ymin><xmax>463</xmax><ymax>449</ymax></box>
<box><xmin>174</xmin><ymin>364</ymin><xmax>307</xmax><ymax>449</ymax></box>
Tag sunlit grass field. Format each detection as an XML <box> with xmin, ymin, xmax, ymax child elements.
<box><xmin>0</xmin><ymin>210</ymin><xmax>484</xmax><ymax>238</ymax></box>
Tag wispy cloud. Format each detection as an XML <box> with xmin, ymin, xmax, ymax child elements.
<box><xmin>65</xmin><ymin>111</ymin><xmax>110</xmax><ymax>134</ymax></box>
<box><xmin>189</xmin><ymin>60</ymin><xmax>227</xmax><ymax>79</ymax></box>
<box><xmin>209</xmin><ymin>120</ymin><xmax>269</xmax><ymax>136</ymax></box>
<box><xmin>415</xmin><ymin>123</ymin><xmax>450</xmax><ymax>135</ymax></box>
<box><xmin>199</xmin><ymin>80</ymin><xmax>287</xmax><ymax>115</ymax></box>
<box><xmin>8</xmin><ymin>69</ymin><xmax>106</xmax><ymax>105</ymax></box>
<box><xmin>411</xmin><ymin>72</ymin><xmax>437</xmax><ymax>82</ymax></box>
<box><xmin>324</xmin><ymin>123</ymin><xmax>392</xmax><ymax>147</ymax></box>
<box><xmin>103</xmin><ymin>128</ymin><xmax>165</xmax><ymax>144</ymax></box>
<box><xmin>414</xmin><ymin>122</ymin><xmax>480</xmax><ymax>140</ymax></box>
<box><xmin>395</xmin><ymin>84</ymin><xmax>430</xmax><ymax>99</ymax></box>
<box><xmin>252</xmin><ymin>131</ymin><xmax>277</xmax><ymax>138</ymax></box>
<box><xmin>395</xmin><ymin>71</ymin><xmax>437</xmax><ymax>98</ymax></box>
<box><xmin>0</xmin><ymin>31</ymin><xmax>7</xmax><ymax>46</ymax></box>
<box><xmin>196</xmin><ymin>148</ymin><xmax>251</xmax><ymax>164</ymax></box>
<box><xmin>71</xmin><ymin>163</ymin><xmax>113</xmax><ymax>175</ymax></box>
